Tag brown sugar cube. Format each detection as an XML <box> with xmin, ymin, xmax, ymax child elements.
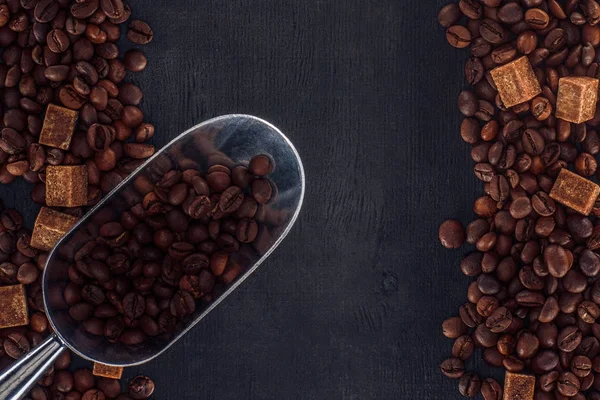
<box><xmin>556</xmin><ymin>76</ymin><xmax>599</xmax><ymax>123</ymax></box>
<box><xmin>46</xmin><ymin>165</ymin><xmax>88</xmax><ymax>207</ymax></box>
<box><xmin>550</xmin><ymin>169</ymin><xmax>600</xmax><ymax>216</ymax></box>
<box><xmin>503</xmin><ymin>372</ymin><xmax>535</xmax><ymax>400</ymax></box>
<box><xmin>30</xmin><ymin>207</ymin><xmax>79</xmax><ymax>251</ymax></box>
<box><xmin>93</xmin><ymin>363</ymin><xmax>124</xmax><ymax>379</ymax></box>
<box><xmin>490</xmin><ymin>56</ymin><xmax>542</xmax><ymax>108</ymax></box>
<box><xmin>39</xmin><ymin>104</ymin><xmax>78</xmax><ymax>150</ymax></box>
<box><xmin>0</xmin><ymin>284</ymin><xmax>28</xmax><ymax>329</ymax></box>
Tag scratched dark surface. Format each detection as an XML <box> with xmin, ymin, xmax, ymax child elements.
<box><xmin>0</xmin><ymin>0</ymin><xmax>489</xmax><ymax>399</ymax></box>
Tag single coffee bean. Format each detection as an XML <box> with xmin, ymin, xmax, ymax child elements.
<box><xmin>522</xmin><ymin>129</ymin><xmax>545</xmax><ymax>155</ymax></box>
<box><xmin>452</xmin><ymin>335</ymin><xmax>475</xmax><ymax>361</ymax></box>
<box><xmin>571</xmin><ymin>355</ymin><xmax>593</xmax><ymax>378</ymax></box>
<box><xmin>559</xmin><ymin>326</ymin><xmax>583</xmax><ymax>352</ymax></box>
<box><xmin>70</xmin><ymin>0</ymin><xmax>100</xmax><ymax>19</ymax></box>
<box><xmin>129</xmin><ymin>375</ymin><xmax>155</xmax><ymax>399</ymax></box>
<box><xmin>532</xmin><ymin>191</ymin><xmax>556</xmax><ymax>217</ymax></box>
<box><xmin>557</xmin><ymin>371</ymin><xmax>581</xmax><ymax>396</ymax></box>
<box><xmin>482</xmin><ymin>347</ymin><xmax>503</xmax><ymax>367</ymax></box>
<box><xmin>438</xmin><ymin>3</ymin><xmax>462</xmax><ymax>28</ymax></box>
<box><xmin>35</xmin><ymin>0</ymin><xmax>59</xmax><ymax>23</ymax></box>
<box><xmin>479</xmin><ymin>19</ymin><xmax>506</xmax><ymax>44</ymax></box>
<box><xmin>532</xmin><ymin>349</ymin><xmax>559</xmax><ymax>373</ymax></box>
<box><xmin>516</xmin><ymin>330</ymin><xmax>539</xmax><ymax>358</ymax></box>
<box><xmin>458</xmin><ymin>373</ymin><xmax>481</xmax><ymax>397</ymax></box>
<box><xmin>127</xmin><ymin>20</ymin><xmax>153</xmax><ymax>44</ymax></box>
<box><xmin>440</xmin><ymin>357</ymin><xmax>465</xmax><ymax>379</ymax></box>
<box><xmin>252</xmin><ymin>178</ymin><xmax>272</xmax><ymax>204</ymax></box>
<box><xmin>509</xmin><ymin>197</ymin><xmax>532</xmax><ymax>219</ymax></box>
<box><xmin>579</xmin><ymin>301</ymin><xmax>600</xmax><ymax>324</ymax></box>
<box><xmin>124</xmin><ymin>49</ymin><xmax>147</xmax><ymax>72</ymax></box>
<box><xmin>481</xmin><ymin>378</ymin><xmax>502</xmax><ymax>400</ymax></box>
<box><xmin>3</xmin><ymin>332</ymin><xmax>29</xmax><ymax>359</ymax></box>
<box><xmin>122</xmin><ymin>292</ymin><xmax>145</xmax><ymax>320</ymax></box>
<box><xmin>100</xmin><ymin>0</ymin><xmax>125</xmax><ymax>19</ymax></box>
<box><xmin>486</xmin><ymin>306</ymin><xmax>512</xmax><ymax>333</ymax></box>
<box><xmin>576</xmin><ymin>152</ymin><xmax>598</xmax><ymax>176</ymax></box>
<box><xmin>442</xmin><ymin>316</ymin><xmax>467</xmax><ymax>339</ymax></box>
<box><xmin>447</xmin><ymin>25</ymin><xmax>472</xmax><ymax>49</ymax></box>
<box><xmin>544</xmin><ymin>244</ymin><xmax>572</xmax><ymax>278</ymax></box>
<box><xmin>249</xmin><ymin>154</ymin><xmax>273</xmax><ymax>176</ymax></box>
<box><xmin>460</xmin><ymin>252</ymin><xmax>483</xmax><ymax>276</ymax></box>
<box><xmin>525</xmin><ymin>8</ymin><xmax>550</xmax><ymax>30</ymax></box>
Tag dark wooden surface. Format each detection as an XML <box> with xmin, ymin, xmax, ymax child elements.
<box><xmin>2</xmin><ymin>0</ymin><xmax>490</xmax><ymax>398</ymax></box>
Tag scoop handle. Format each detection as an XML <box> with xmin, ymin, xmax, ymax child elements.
<box><xmin>0</xmin><ymin>333</ymin><xmax>67</xmax><ymax>400</ymax></box>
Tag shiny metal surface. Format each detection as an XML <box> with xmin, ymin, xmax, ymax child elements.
<box><xmin>0</xmin><ymin>115</ymin><xmax>304</xmax><ymax>398</ymax></box>
<box><xmin>0</xmin><ymin>334</ymin><xmax>67</xmax><ymax>400</ymax></box>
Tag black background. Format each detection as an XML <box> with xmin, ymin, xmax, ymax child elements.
<box><xmin>2</xmin><ymin>0</ymin><xmax>491</xmax><ymax>398</ymax></box>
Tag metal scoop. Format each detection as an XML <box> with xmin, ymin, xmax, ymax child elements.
<box><xmin>0</xmin><ymin>115</ymin><xmax>305</xmax><ymax>400</ymax></box>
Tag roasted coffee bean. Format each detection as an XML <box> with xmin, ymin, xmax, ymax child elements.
<box><xmin>128</xmin><ymin>376</ymin><xmax>155</xmax><ymax>399</ymax></box>
<box><xmin>559</xmin><ymin>326</ymin><xmax>583</xmax><ymax>352</ymax></box>
<box><xmin>576</xmin><ymin>152</ymin><xmax>598</xmax><ymax>176</ymax></box>
<box><xmin>509</xmin><ymin>197</ymin><xmax>532</xmax><ymax>219</ymax></box>
<box><xmin>438</xmin><ymin>3</ymin><xmax>462</xmax><ymax>28</ymax></box>
<box><xmin>458</xmin><ymin>373</ymin><xmax>481</xmax><ymax>397</ymax></box>
<box><xmin>124</xmin><ymin>49</ymin><xmax>147</xmax><ymax>72</ymax></box>
<box><xmin>35</xmin><ymin>0</ymin><xmax>60</xmax><ymax>23</ymax></box>
<box><xmin>532</xmin><ymin>191</ymin><xmax>556</xmax><ymax>217</ymax></box>
<box><xmin>47</xmin><ymin>29</ymin><xmax>69</xmax><ymax>53</ymax></box>
<box><xmin>522</xmin><ymin>129</ymin><xmax>545</xmax><ymax>155</ymax></box>
<box><xmin>481</xmin><ymin>378</ymin><xmax>502</xmax><ymax>400</ymax></box>
<box><xmin>579</xmin><ymin>301</ymin><xmax>600</xmax><ymax>324</ymax></box>
<box><xmin>127</xmin><ymin>20</ymin><xmax>153</xmax><ymax>44</ymax></box>
<box><xmin>486</xmin><ymin>306</ymin><xmax>512</xmax><ymax>333</ymax></box>
<box><xmin>489</xmin><ymin>175</ymin><xmax>509</xmax><ymax>201</ymax></box>
<box><xmin>71</xmin><ymin>0</ymin><xmax>99</xmax><ymax>19</ymax></box>
<box><xmin>563</xmin><ymin>269</ymin><xmax>588</xmax><ymax>293</ymax></box>
<box><xmin>544</xmin><ymin>244</ymin><xmax>572</xmax><ymax>278</ymax></box>
<box><xmin>443</xmin><ymin>316</ymin><xmax>468</xmax><ymax>339</ymax></box>
<box><xmin>440</xmin><ymin>357</ymin><xmax>465</xmax><ymax>379</ymax></box>
<box><xmin>539</xmin><ymin>371</ymin><xmax>559</xmax><ymax>392</ymax></box>
<box><xmin>452</xmin><ymin>335</ymin><xmax>475</xmax><ymax>361</ymax></box>
<box><xmin>557</xmin><ymin>371</ymin><xmax>580</xmax><ymax>396</ymax></box>
<box><xmin>571</xmin><ymin>355</ymin><xmax>593</xmax><ymax>378</ymax></box>
<box><xmin>474</xmin><ymin>323</ymin><xmax>499</xmax><ymax>348</ymax></box>
<box><xmin>122</xmin><ymin>292</ymin><xmax>145</xmax><ymax>320</ymax></box>
<box><xmin>252</xmin><ymin>178</ymin><xmax>272</xmax><ymax>204</ymax></box>
<box><xmin>497</xmin><ymin>334</ymin><xmax>515</xmax><ymax>356</ymax></box>
<box><xmin>525</xmin><ymin>8</ymin><xmax>550</xmax><ymax>30</ymax></box>
<box><xmin>480</xmin><ymin>19</ymin><xmax>506</xmax><ymax>44</ymax></box>
<box><xmin>532</xmin><ymin>349</ymin><xmax>560</xmax><ymax>373</ymax></box>
<box><xmin>73</xmin><ymin>368</ymin><xmax>95</xmax><ymax>393</ymax></box>
<box><xmin>3</xmin><ymin>332</ymin><xmax>29</xmax><ymax>359</ymax></box>
<box><xmin>101</xmin><ymin>0</ymin><xmax>125</xmax><ymax>19</ymax></box>
<box><xmin>482</xmin><ymin>347</ymin><xmax>503</xmax><ymax>367</ymax></box>
<box><xmin>516</xmin><ymin>331</ymin><xmax>539</xmax><ymax>358</ymax></box>
<box><xmin>447</xmin><ymin>25</ymin><xmax>472</xmax><ymax>49</ymax></box>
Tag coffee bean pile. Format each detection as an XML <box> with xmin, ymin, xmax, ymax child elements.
<box><xmin>27</xmin><ymin>365</ymin><xmax>155</xmax><ymax>400</ymax></box>
<box><xmin>0</xmin><ymin>0</ymin><xmax>155</xmax><ymax>217</ymax></box>
<box><xmin>438</xmin><ymin>1</ymin><xmax>600</xmax><ymax>399</ymax></box>
<box><xmin>0</xmin><ymin>202</ymin><xmax>156</xmax><ymax>399</ymax></box>
<box><xmin>64</xmin><ymin>155</ymin><xmax>274</xmax><ymax>345</ymax></box>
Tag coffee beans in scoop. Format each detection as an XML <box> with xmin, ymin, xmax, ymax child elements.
<box><xmin>63</xmin><ymin>155</ymin><xmax>276</xmax><ymax>345</ymax></box>
<box><xmin>437</xmin><ymin>0</ymin><xmax>600</xmax><ymax>399</ymax></box>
